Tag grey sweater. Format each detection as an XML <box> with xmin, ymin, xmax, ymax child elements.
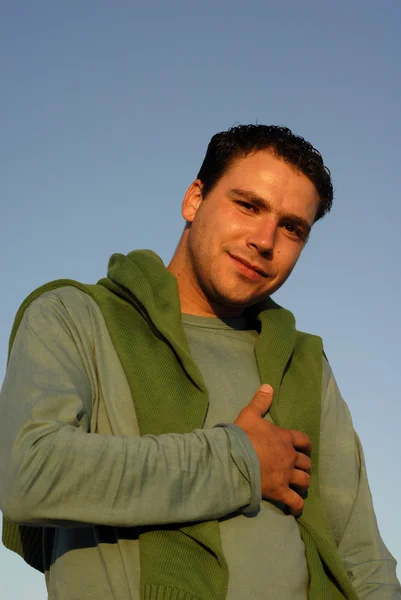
<box><xmin>0</xmin><ymin>287</ymin><xmax>399</xmax><ymax>599</ymax></box>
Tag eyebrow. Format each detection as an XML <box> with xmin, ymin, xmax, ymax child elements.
<box><xmin>228</xmin><ymin>188</ymin><xmax>312</xmax><ymax>240</ymax></box>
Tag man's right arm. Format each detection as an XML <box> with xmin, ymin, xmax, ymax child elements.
<box><xmin>0</xmin><ymin>292</ymin><xmax>259</xmax><ymax>528</ymax></box>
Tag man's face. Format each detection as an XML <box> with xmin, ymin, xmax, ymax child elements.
<box><xmin>178</xmin><ymin>150</ymin><xmax>320</xmax><ymax>317</ymax></box>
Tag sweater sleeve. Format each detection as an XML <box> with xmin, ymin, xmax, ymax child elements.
<box><xmin>319</xmin><ymin>358</ymin><xmax>401</xmax><ymax>599</ymax></box>
<box><xmin>0</xmin><ymin>291</ymin><xmax>255</xmax><ymax>528</ymax></box>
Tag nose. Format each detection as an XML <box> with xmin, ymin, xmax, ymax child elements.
<box><xmin>247</xmin><ymin>216</ymin><xmax>278</xmax><ymax>256</ymax></box>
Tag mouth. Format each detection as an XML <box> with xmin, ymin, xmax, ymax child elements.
<box><xmin>228</xmin><ymin>254</ymin><xmax>269</xmax><ymax>281</ymax></box>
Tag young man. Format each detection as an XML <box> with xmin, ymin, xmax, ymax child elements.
<box><xmin>1</xmin><ymin>125</ymin><xmax>399</xmax><ymax>599</ymax></box>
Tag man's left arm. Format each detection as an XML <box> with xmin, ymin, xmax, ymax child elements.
<box><xmin>319</xmin><ymin>358</ymin><xmax>401</xmax><ymax>599</ymax></box>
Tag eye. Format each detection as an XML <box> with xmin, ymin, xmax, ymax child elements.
<box><xmin>237</xmin><ymin>200</ymin><xmax>257</xmax><ymax>213</ymax></box>
<box><xmin>283</xmin><ymin>223</ymin><xmax>303</xmax><ymax>239</ymax></box>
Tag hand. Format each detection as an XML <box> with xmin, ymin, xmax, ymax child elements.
<box><xmin>234</xmin><ymin>384</ymin><xmax>312</xmax><ymax>516</ymax></box>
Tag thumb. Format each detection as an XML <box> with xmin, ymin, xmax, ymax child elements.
<box><xmin>247</xmin><ymin>384</ymin><xmax>274</xmax><ymax>417</ymax></box>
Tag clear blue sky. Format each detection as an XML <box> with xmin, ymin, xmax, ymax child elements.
<box><xmin>1</xmin><ymin>1</ymin><xmax>400</xmax><ymax>596</ymax></box>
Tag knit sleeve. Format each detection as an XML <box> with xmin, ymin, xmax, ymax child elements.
<box><xmin>319</xmin><ymin>358</ymin><xmax>401</xmax><ymax>599</ymax></box>
<box><xmin>0</xmin><ymin>290</ymin><xmax>254</xmax><ymax>528</ymax></box>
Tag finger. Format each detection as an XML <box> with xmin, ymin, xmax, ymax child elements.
<box><xmin>294</xmin><ymin>452</ymin><xmax>311</xmax><ymax>475</ymax></box>
<box><xmin>290</xmin><ymin>430</ymin><xmax>312</xmax><ymax>456</ymax></box>
<box><xmin>281</xmin><ymin>488</ymin><xmax>304</xmax><ymax>517</ymax></box>
<box><xmin>246</xmin><ymin>384</ymin><xmax>274</xmax><ymax>418</ymax></box>
<box><xmin>290</xmin><ymin>469</ymin><xmax>311</xmax><ymax>491</ymax></box>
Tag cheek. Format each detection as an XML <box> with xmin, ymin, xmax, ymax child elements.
<box><xmin>221</xmin><ymin>215</ymin><xmax>253</xmax><ymax>243</ymax></box>
<box><xmin>276</xmin><ymin>244</ymin><xmax>302</xmax><ymax>269</ymax></box>
<box><xmin>206</xmin><ymin>215</ymin><xmax>239</xmax><ymax>245</ymax></box>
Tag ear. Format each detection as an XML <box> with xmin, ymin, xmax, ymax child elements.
<box><xmin>182</xmin><ymin>180</ymin><xmax>203</xmax><ymax>223</ymax></box>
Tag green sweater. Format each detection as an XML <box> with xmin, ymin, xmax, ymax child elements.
<box><xmin>2</xmin><ymin>250</ymin><xmax>361</xmax><ymax>599</ymax></box>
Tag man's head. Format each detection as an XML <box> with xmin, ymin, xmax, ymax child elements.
<box><xmin>197</xmin><ymin>124</ymin><xmax>333</xmax><ymax>222</ymax></box>
<box><xmin>168</xmin><ymin>124</ymin><xmax>333</xmax><ymax>317</ymax></box>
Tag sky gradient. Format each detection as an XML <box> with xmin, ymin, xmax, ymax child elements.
<box><xmin>1</xmin><ymin>1</ymin><xmax>400</xmax><ymax>597</ymax></box>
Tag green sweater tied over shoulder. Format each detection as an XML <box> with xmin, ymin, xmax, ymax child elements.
<box><xmin>2</xmin><ymin>250</ymin><xmax>358</xmax><ymax>600</ymax></box>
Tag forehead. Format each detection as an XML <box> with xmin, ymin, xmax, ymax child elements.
<box><xmin>223</xmin><ymin>150</ymin><xmax>309</xmax><ymax>186</ymax></box>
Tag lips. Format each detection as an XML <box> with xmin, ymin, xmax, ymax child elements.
<box><xmin>229</xmin><ymin>254</ymin><xmax>269</xmax><ymax>279</ymax></box>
